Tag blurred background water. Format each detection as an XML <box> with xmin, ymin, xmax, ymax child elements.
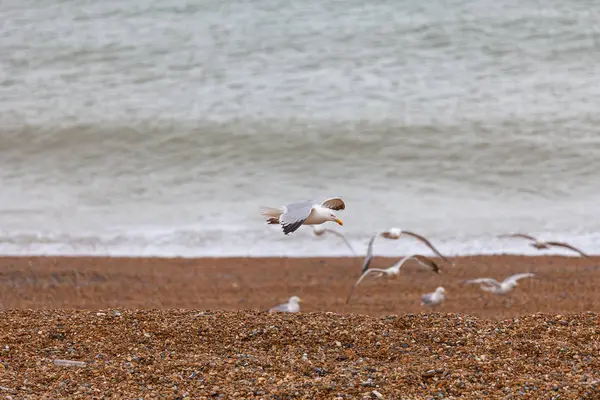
<box><xmin>1</xmin><ymin>0</ymin><xmax>600</xmax><ymax>257</ymax></box>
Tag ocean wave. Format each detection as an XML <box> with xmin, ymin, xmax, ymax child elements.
<box><xmin>0</xmin><ymin>228</ymin><xmax>598</xmax><ymax>258</ymax></box>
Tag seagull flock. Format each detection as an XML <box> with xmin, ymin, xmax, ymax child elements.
<box><xmin>261</xmin><ymin>197</ymin><xmax>591</xmax><ymax>313</ymax></box>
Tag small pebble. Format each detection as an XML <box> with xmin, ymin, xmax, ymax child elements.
<box><xmin>371</xmin><ymin>390</ymin><xmax>384</xmax><ymax>399</ymax></box>
<box><xmin>53</xmin><ymin>359</ymin><xmax>86</xmax><ymax>367</ymax></box>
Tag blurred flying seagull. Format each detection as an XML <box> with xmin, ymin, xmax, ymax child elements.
<box><xmin>312</xmin><ymin>226</ymin><xmax>356</xmax><ymax>255</ymax></box>
<box><xmin>346</xmin><ymin>254</ymin><xmax>440</xmax><ymax>304</ymax></box>
<box><xmin>464</xmin><ymin>272</ymin><xmax>535</xmax><ymax>295</ymax></box>
<box><xmin>498</xmin><ymin>233</ymin><xmax>589</xmax><ymax>257</ymax></box>
<box><xmin>360</xmin><ymin>233</ymin><xmax>378</xmax><ymax>274</ymax></box>
<box><xmin>380</xmin><ymin>227</ymin><xmax>450</xmax><ymax>263</ymax></box>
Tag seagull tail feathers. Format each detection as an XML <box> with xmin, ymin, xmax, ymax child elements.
<box><xmin>260</xmin><ymin>206</ymin><xmax>284</xmax><ymax>217</ymax></box>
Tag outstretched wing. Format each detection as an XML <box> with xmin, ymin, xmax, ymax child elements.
<box><xmin>401</xmin><ymin>231</ymin><xmax>450</xmax><ymax>263</ymax></box>
<box><xmin>504</xmin><ymin>272</ymin><xmax>535</xmax><ymax>285</ymax></box>
<box><xmin>412</xmin><ymin>254</ymin><xmax>441</xmax><ymax>274</ymax></box>
<box><xmin>346</xmin><ymin>269</ymin><xmax>383</xmax><ymax>304</ymax></box>
<box><xmin>498</xmin><ymin>233</ymin><xmax>538</xmax><ymax>241</ymax></box>
<box><xmin>464</xmin><ymin>278</ymin><xmax>501</xmax><ymax>287</ymax></box>
<box><xmin>361</xmin><ymin>234</ymin><xmax>378</xmax><ymax>274</ymax></box>
<box><xmin>388</xmin><ymin>254</ymin><xmax>438</xmax><ymax>274</ymax></box>
<box><xmin>321</xmin><ymin>197</ymin><xmax>345</xmax><ymax>211</ymax></box>
<box><xmin>279</xmin><ymin>201</ymin><xmax>314</xmax><ymax>235</ymax></box>
<box><xmin>545</xmin><ymin>241</ymin><xmax>590</xmax><ymax>258</ymax></box>
<box><xmin>320</xmin><ymin>229</ymin><xmax>356</xmax><ymax>255</ymax></box>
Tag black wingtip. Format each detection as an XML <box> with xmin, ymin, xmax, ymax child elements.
<box><xmin>282</xmin><ymin>220</ymin><xmax>304</xmax><ymax>235</ymax></box>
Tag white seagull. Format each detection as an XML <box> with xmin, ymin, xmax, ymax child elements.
<box><xmin>312</xmin><ymin>226</ymin><xmax>356</xmax><ymax>255</ymax></box>
<box><xmin>260</xmin><ymin>197</ymin><xmax>345</xmax><ymax>235</ymax></box>
<box><xmin>421</xmin><ymin>286</ymin><xmax>446</xmax><ymax>307</ymax></box>
<box><xmin>380</xmin><ymin>228</ymin><xmax>450</xmax><ymax>263</ymax></box>
<box><xmin>268</xmin><ymin>296</ymin><xmax>302</xmax><ymax>313</ymax></box>
<box><xmin>346</xmin><ymin>254</ymin><xmax>440</xmax><ymax>304</ymax></box>
<box><xmin>498</xmin><ymin>233</ymin><xmax>589</xmax><ymax>257</ymax></box>
<box><xmin>464</xmin><ymin>273</ymin><xmax>535</xmax><ymax>295</ymax></box>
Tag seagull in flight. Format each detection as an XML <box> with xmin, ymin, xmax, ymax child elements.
<box><xmin>464</xmin><ymin>273</ymin><xmax>535</xmax><ymax>295</ymax></box>
<box><xmin>498</xmin><ymin>233</ymin><xmax>589</xmax><ymax>257</ymax></box>
<box><xmin>346</xmin><ymin>254</ymin><xmax>440</xmax><ymax>304</ymax></box>
<box><xmin>421</xmin><ymin>286</ymin><xmax>446</xmax><ymax>307</ymax></box>
<box><xmin>380</xmin><ymin>228</ymin><xmax>450</xmax><ymax>263</ymax></box>
<box><xmin>268</xmin><ymin>296</ymin><xmax>302</xmax><ymax>313</ymax></box>
<box><xmin>359</xmin><ymin>233</ymin><xmax>378</xmax><ymax>274</ymax></box>
<box><xmin>312</xmin><ymin>226</ymin><xmax>356</xmax><ymax>255</ymax></box>
<box><xmin>260</xmin><ymin>197</ymin><xmax>345</xmax><ymax>235</ymax></box>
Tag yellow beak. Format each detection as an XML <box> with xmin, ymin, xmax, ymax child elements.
<box><xmin>334</xmin><ymin>218</ymin><xmax>343</xmax><ymax>226</ymax></box>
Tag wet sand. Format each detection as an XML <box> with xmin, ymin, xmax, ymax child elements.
<box><xmin>0</xmin><ymin>255</ymin><xmax>598</xmax><ymax>318</ymax></box>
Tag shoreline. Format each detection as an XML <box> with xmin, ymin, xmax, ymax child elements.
<box><xmin>0</xmin><ymin>253</ymin><xmax>594</xmax><ymax>260</ymax></box>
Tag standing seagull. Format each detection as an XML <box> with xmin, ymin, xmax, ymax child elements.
<box><xmin>498</xmin><ymin>233</ymin><xmax>589</xmax><ymax>257</ymax></box>
<box><xmin>464</xmin><ymin>273</ymin><xmax>535</xmax><ymax>295</ymax></box>
<box><xmin>346</xmin><ymin>254</ymin><xmax>440</xmax><ymax>304</ymax></box>
<box><xmin>260</xmin><ymin>197</ymin><xmax>345</xmax><ymax>235</ymax></box>
<box><xmin>269</xmin><ymin>296</ymin><xmax>302</xmax><ymax>313</ymax></box>
<box><xmin>312</xmin><ymin>226</ymin><xmax>356</xmax><ymax>255</ymax></box>
<box><xmin>421</xmin><ymin>287</ymin><xmax>446</xmax><ymax>307</ymax></box>
<box><xmin>380</xmin><ymin>228</ymin><xmax>450</xmax><ymax>263</ymax></box>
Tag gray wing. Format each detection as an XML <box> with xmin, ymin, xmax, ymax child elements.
<box><xmin>545</xmin><ymin>241</ymin><xmax>589</xmax><ymax>257</ymax></box>
<box><xmin>421</xmin><ymin>293</ymin><xmax>435</xmax><ymax>305</ymax></box>
<box><xmin>323</xmin><ymin>229</ymin><xmax>356</xmax><ymax>255</ymax></box>
<box><xmin>498</xmin><ymin>233</ymin><xmax>537</xmax><ymax>241</ymax></box>
<box><xmin>387</xmin><ymin>254</ymin><xmax>427</xmax><ymax>273</ymax></box>
<box><xmin>504</xmin><ymin>273</ymin><xmax>535</xmax><ymax>285</ymax></box>
<box><xmin>401</xmin><ymin>231</ymin><xmax>450</xmax><ymax>263</ymax></box>
<box><xmin>279</xmin><ymin>201</ymin><xmax>314</xmax><ymax>235</ymax></box>
<box><xmin>464</xmin><ymin>278</ymin><xmax>500</xmax><ymax>287</ymax></box>
<box><xmin>346</xmin><ymin>269</ymin><xmax>382</xmax><ymax>304</ymax></box>
<box><xmin>269</xmin><ymin>303</ymin><xmax>290</xmax><ymax>312</ymax></box>
<box><xmin>361</xmin><ymin>234</ymin><xmax>377</xmax><ymax>274</ymax></box>
<box><xmin>412</xmin><ymin>254</ymin><xmax>441</xmax><ymax>274</ymax></box>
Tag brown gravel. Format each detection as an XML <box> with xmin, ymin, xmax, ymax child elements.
<box><xmin>0</xmin><ymin>310</ymin><xmax>598</xmax><ymax>399</ymax></box>
<box><xmin>0</xmin><ymin>255</ymin><xmax>599</xmax><ymax>398</ymax></box>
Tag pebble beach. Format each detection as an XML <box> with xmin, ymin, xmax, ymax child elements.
<box><xmin>0</xmin><ymin>255</ymin><xmax>599</xmax><ymax>398</ymax></box>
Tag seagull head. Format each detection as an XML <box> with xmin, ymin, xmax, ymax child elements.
<box><xmin>435</xmin><ymin>287</ymin><xmax>446</xmax><ymax>294</ymax></box>
<box><xmin>327</xmin><ymin>211</ymin><xmax>343</xmax><ymax>226</ymax></box>
<box><xmin>289</xmin><ymin>296</ymin><xmax>301</xmax><ymax>304</ymax></box>
<box><xmin>381</xmin><ymin>227</ymin><xmax>401</xmax><ymax>239</ymax></box>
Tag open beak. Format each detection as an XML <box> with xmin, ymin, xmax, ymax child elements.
<box><xmin>334</xmin><ymin>218</ymin><xmax>343</xmax><ymax>226</ymax></box>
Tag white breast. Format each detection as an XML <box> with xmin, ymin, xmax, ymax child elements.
<box><xmin>304</xmin><ymin>205</ymin><xmax>330</xmax><ymax>225</ymax></box>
